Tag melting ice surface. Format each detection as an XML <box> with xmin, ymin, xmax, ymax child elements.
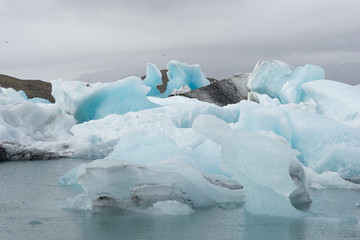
<box><xmin>1</xmin><ymin>60</ymin><xmax>360</xmax><ymax>220</ymax></box>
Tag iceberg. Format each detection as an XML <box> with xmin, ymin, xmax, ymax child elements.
<box><xmin>61</xmin><ymin>159</ymin><xmax>244</xmax><ymax>212</ymax></box>
<box><xmin>74</xmin><ymin>77</ymin><xmax>160</xmax><ymax>123</ymax></box>
<box><xmin>163</xmin><ymin>60</ymin><xmax>210</xmax><ymax>97</ymax></box>
<box><xmin>52</xmin><ymin>79</ymin><xmax>105</xmax><ymax>116</ymax></box>
<box><xmin>247</xmin><ymin>60</ymin><xmax>325</xmax><ymax>104</ymax></box>
<box><xmin>303</xmin><ymin>166</ymin><xmax>360</xmax><ymax>190</ymax></box>
<box><xmin>105</xmin><ymin>131</ymin><xmax>185</xmax><ymax>165</ymax></box>
<box><xmin>302</xmin><ymin>80</ymin><xmax>360</xmax><ymax>128</ymax></box>
<box><xmin>0</xmin><ymin>86</ymin><xmax>52</xmax><ymax>105</ymax></box>
<box><xmin>0</xmin><ymin>87</ymin><xmax>27</xmax><ymax>104</ymax></box>
<box><xmin>236</xmin><ymin>100</ymin><xmax>360</xmax><ymax>179</ymax></box>
<box><xmin>68</xmin><ymin>96</ymin><xmax>240</xmax><ymax>174</ymax></box>
<box><xmin>142</xmin><ymin>63</ymin><xmax>163</xmax><ymax>96</ymax></box>
<box><xmin>193</xmin><ymin>114</ymin><xmax>308</xmax><ymax>217</ymax></box>
<box><xmin>0</xmin><ymin>101</ymin><xmax>78</xmax><ymax>160</ymax></box>
<box><xmin>53</xmin><ymin>77</ymin><xmax>160</xmax><ymax>123</ymax></box>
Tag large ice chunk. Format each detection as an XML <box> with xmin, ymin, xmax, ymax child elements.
<box><xmin>52</xmin><ymin>79</ymin><xmax>104</xmax><ymax>115</ymax></box>
<box><xmin>193</xmin><ymin>114</ymin><xmax>305</xmax><ymax>217</ymax></box>
<box><xmin>142</xmin><ymin>63</ymin><xmax>162</xmax><ymax>96</ymax></box>
<box><xmin>69</xmin><ymin>96</ymin><xmax>240</xmax><ymax>174</ymax></box>
<box><xmin>247</xmin><ymin>60</ymin><xmax>325</xmax><ymax>104</ymax></box>
<box><xmin>236</xmin><ymin>100</ymin><xmax>360</xmax><ymax>179</ymax></box>
<box><xmin>0</xmin><ymin>101</ymin><xmax>79</xmax><ymax>160</ymax></box>
<box><xmin>303</xmin><ymin>167</ymin><xmax>360</xmax><ymax>190</ymax></box>
<box><xmin>302</xmin><ymin>80</ymin><xmax>360</xmax><ymax>128</ymax></box>
<box><xmin>106</xmin><ymin>131</ymin><xmax>184</xmax><ymax>165</ymax></box>
<box><xmin>53</xmin><ymin>77</ymin><xmax>160</xmax><ymax>123</ymax></box>
<box><xmin>0</xmin><ymin>87</ymin><xmax>27</xmax><ymax>104</ymax></box>
<box><xmin>0</xmin><ymin>87</ymin><xmax>52</xmax><ymax>105</ymax></box>
<box><xmin>74</xmin><ymin>77</ymin><xmax>160</xmax><ymax>123</ymax></box>
<box><xmin>163</xmin><ymin>61</ymin><xmax>210</xmax><ymax>96</ymax></box>
<box><xmin>61</xmin><ymin>159</ymin><xmax>244</xmax><ymax>212</ymax></box>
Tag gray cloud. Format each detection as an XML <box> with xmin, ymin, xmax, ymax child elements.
<box><xmin>0</xmin><ymin>0</ymin><xmax>359</xmax><ymax>84</ymax></box>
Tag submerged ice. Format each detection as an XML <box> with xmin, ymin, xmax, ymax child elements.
<box><xmin>1</xmin><ymin>59</ymin><xmax>360</xmax><ymax>217</ymax></box>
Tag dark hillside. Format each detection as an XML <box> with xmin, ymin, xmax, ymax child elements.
<box><xmin>0</xmin><ymin>74</ymin><xmax>54</xmax><ymax>103</ymax></box>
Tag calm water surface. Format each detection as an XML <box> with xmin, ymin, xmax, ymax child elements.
<box><xmin>1</xmin><ymin>159</ymin><xmax>360</xmax><ymax>240</ymax></box>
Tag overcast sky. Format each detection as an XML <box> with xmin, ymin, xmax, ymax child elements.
<box><xmin>1</xmin><ymin>0</ymin><xmax>360</xmax><ymax>84</ymax></box>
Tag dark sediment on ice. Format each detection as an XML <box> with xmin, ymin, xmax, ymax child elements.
<box><xmin>0</xmin><ymin>142</ymin><xmax>60</xmax><ymax>161</ymax></box>
<box><xmin>173</xmin><ymin>74</ymin><xmax>249</xmax><ymax>106</ymax></box>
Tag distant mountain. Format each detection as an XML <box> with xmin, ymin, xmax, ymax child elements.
<box><xmin>0</xmin><ymin>74</ymin><xmax>55</xmax><ymax>103</ymax></box>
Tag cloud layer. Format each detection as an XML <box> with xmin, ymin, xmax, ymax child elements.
<box><xmin>1</xmin><ymin>0</ymin><xmax>359</xmax><ymax>84</ymax></box>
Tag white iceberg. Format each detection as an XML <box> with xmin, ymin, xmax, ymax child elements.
<box><xmin>52</xmin><ymin>77</ymin><xmax>161</xmax><ymax>123</ymax></box>
<box><xmin>74</xmin><ymin>77</ymin><xmax>160</xmax><ymax>123</ymax></box>
<box><xmin>236</xmin><ymin>100</ymin><xmax>360</xmax><ymax>179</ymax></box>
<box><xmin>0</xmin><ymin>101</ymin><xmax>78</xmax><ymax>159</ymax></box>
<box><xmin>68</xmin><ymin>96</ymin><xmax>240</xmax><ymax>174</ymax></box>
<box><xmin>303</xmin><ymin>79</ymin><xmax>360</xmax><ymax>128</ymax></box>
<box><xmin>193</xmin><ymin>114</ymin><xmax>309</xmax><ymax>217</ymax></box>
<box><xmin>0</xmin><ymin>87</ymin><xmax>27</xmax><ymax>103</ymax></box>
<box><xmin>61</xmin><ymin>159</ymin><xmax>244</xmax><ymax>212</ymax></box>
<box><xmin>247</xmin><ymin>60</ymin><xmax>325</xmax><ymax>104</ymax></box>
<box><xmin>163</xmin><ymin>60</ymin><xmax>210</xmax><ymax>97</ymax></box>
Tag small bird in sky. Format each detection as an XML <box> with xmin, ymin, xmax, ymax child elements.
<box><xmin>3</xmin><ymin>40</ymin><xmax>9</xmax><ymax>44</ymax></box>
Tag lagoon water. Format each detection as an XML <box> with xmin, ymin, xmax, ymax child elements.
<box><xmin>1</xmin><ymin>159</ymin><xmax>360</xmax><ymax>240</ymax></box>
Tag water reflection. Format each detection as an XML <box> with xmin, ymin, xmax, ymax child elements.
<box><xmin>82</xmin><ymin>207</ymin><xmax>245</xmax><ymax>240</ymax></box>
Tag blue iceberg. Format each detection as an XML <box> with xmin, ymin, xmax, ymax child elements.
<box><xmin>74</xmin><ymin>77</ymin><xmax>160</xmax><ymax>123</ymax></box>
<box><xmin>193</xmin><ymin>114</ymin><xmax>309</xmax><ymax>217</ymax></box>
<box><xmin>248</xmin><ymin>60</ymin><xmax>325</xmax><ymax>104</ymax></box>
<box><xmin>143</xmin><ymin>63</ymin><xmax>163</xmax><ymax>96</ymax></box>
<box><xmin>163</xmin><ymin>60</ymin><xmax>210</xmax><ymax>96</ymax></box>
